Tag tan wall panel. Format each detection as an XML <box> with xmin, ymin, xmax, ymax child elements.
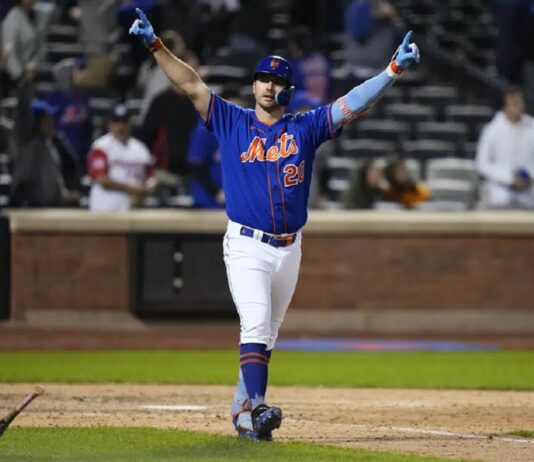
<box><xmin>11</xmin><ymin>234</ymin><xmax>129</xmax><ymax>319</ymax></box>
<box><xmin>293</xmin><ymin>235</ymin><xmax>534</xmax><ymax>310</ymax></box>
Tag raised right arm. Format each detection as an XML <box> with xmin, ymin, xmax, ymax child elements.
<box><xmin>129</xmin><ymin>8</ymin><xmax>211</xmax><ymax>120</ymax></box>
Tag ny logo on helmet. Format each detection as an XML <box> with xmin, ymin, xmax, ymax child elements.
<box><xmin>270</xmin><ymin>59</ymin><xmax>280</xmax><ymax>70</ymax></box>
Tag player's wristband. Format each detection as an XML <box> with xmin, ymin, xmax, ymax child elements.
<box><xmin>146</xmin><ymin>37</ymin><xmax>163</xmax><ymax>53</ymax></box>
<box><xmin>386</xmin><ymin>60</ymin><xmax>405</xmax><ymax>79</ymax></box>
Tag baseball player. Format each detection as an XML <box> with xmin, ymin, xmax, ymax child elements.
<box><xmin>88</xmin><ymin>104</ymin><xmax>155</xmax><ymax>212</ymax></box>
<box><xmin>130</xmin><ymin>8</ymin><xmax>419</xmax><ymax>441</ymax></box>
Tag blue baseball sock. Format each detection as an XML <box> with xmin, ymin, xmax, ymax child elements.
<box><xmin>240</xmin><ymin>343</ymin><xmax>270</xmax><ymax>410</ymax></box>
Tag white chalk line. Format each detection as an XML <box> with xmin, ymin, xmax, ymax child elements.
<box><xmin>135</xmin><ymin>405</ymin><xmax>533</xmax><ymax>444</ymax></box>
<box><xmin>140</xmin><ymin>405</ymin><xmax>208</xmax><ymax>411</ymax></box>
<box><xmin>285</xmin><ymin>418</ymin><xmax>534</xmax><ymax>445</ymax></box>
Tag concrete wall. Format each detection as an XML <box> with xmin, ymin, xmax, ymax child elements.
<box><xmin>4</xmin><ymin>209</ymin><xmax>534</xmax><ymax>334</ymax></box>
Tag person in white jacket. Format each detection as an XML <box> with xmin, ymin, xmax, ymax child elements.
<box><xmin>476</xmin><ymin>89</ymin><xmax>534</xmax><ymax>209</ymax></box>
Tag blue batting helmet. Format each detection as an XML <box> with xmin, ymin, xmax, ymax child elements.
<box><xmin>253</xmin><ymin>55</ymin><xmax>293</xmax><ymax>87</ymax></box>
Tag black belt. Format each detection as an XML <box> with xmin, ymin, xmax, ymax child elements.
<box><xmin>240</xmin><ymin>226</ymin><xmax>297</xmax><ymax>248</ymax></box>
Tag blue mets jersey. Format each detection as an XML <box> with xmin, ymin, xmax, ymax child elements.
<box><xmin>202</xmin><ymin>92</ymin><xmax>341</xmax><ymax>234</ymax></box>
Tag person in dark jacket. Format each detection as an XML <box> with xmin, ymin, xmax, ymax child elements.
<box><xmin>10</xmin><ymin>98</ymin><xmax>81</xmax><ymax>207</ymax></box>
<box><xmin>137</xmin><ymin>85</ymin><xmax>198</xmax><ymax>178</ymax></box>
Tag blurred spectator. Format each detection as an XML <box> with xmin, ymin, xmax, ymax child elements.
<box><xmin>10</xmin><ymin>98</ymin><xmax>82</xmax><ymax>207</ymax></box>
<box><xmin>1</xmin><ymin>0</ymin><xmax>55</xmax><ymax>88</ymax></box>
<box><xmin>87</xmin><ymin>104</ymin><xmax>155</xmax><ymax>212</ymax></box>
<box><xmin>344</xmin><ymin>0</ymin><xmax>401</xmax><ymax>80</ymax></box>
<box><xmin>383</xmin><ymin>159</ymin><xmax>430</xmax><ymax>209</ymax></box>
<box><xmin>228</xmin><ymin>0</ymin><xmax>268</xmax><ymax>55</ymax></box>
<box><xmin>187</xmin><ymin>91</ymin><xmax>246</xmax><ymax>209</ymax></box>
<box><xmin>137</xmin><ymin>30</ymin><xmax>186</xmax><ymax>122</ymax></box>
<box><xmin>0</xmin><ymin>34</ymin><xmax>8</xmax><ymax>98</ymax></box>
<box><xmin>187</xmin><ymin>123</ymin><xmax>223</xmax><ymax>209</ymax></box>
<box><xmin>476</xmin><ymin>89</ymin><xmax>534</xmax><ymax>209</ymax></box>
<box><xmin>290</xmin><ymin>0</ymin><xmax>345</xmax><ymax>36</ymax></box>
<box><xmin>42</xmin><ymin>57</ymin><xmax>92</xmax><ymax>167</ymax></box>
<box><xmin>288</xmin><ymin>26</ymin><xmax>332</xmax><ymax>107</ymax></box>
<box><xmin>78</xmin><ymin>0</ymin><xmax>116</xmax><ymax>53</ymax></box>
<box><xmin>495</xmin><ymin>0</ymin><xmax>534</xmax><ymax>85</ymax></box>
<box><xmin>54</xmin><ymin>0</ymin><xmax>78</xmax><ymax>25</ymax></box>
<box><xmin>137</xmin><ymin>56</ymin><xmax>198</xmax><ymax>183</ymax></box>
<box><xmin>344</xmin><ymin>161</ymin><xmax>385</xmax><ymax>209</ymax></box>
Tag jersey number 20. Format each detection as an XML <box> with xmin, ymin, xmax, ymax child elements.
<box><xmin>283</xmin><ymin>160</ymin><xmax>305</xmax><ymax>187</ymax></box>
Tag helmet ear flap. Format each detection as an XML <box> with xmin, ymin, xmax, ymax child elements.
<box><xmin>275</xmin><ymin>86</ymin><xmax>295</xmax><ymax>107</ymax></box>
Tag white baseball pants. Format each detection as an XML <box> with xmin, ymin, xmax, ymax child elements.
<box><xmin>223</xmin><ymin>220</ymin><xmax>302</xmax><ymax>350</ymax></box>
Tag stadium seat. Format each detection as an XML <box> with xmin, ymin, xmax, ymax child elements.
<box><xmin>395</xmin><ymin>69</ymin><xmax>427</xmax><ymax>89</ymax></box>
<box><xmin>401</xmin><ymin>139</ymin><xmax>456</xmax><ymax>164</ymax></box>
<box><xmin>426</xmin><ymin>178</ymin><xmax>475</xmax><ymax>208</ymax></box>
<box><xmin>384</xmin><ymin>104</ymin><xmax>436</xmax><ymax>129</ymax></box>
<box><xmin>206</xmin><ymin>50</ymin><xmax>262</xmax><ymax>70</ymax></box>
<box><xmin>338</xmin><ymin>139</ymin><xmax>396</xmax><ymax>159</ymax></box>
<box><xmin>374</xmin><ymin>201</ymin><xmax>405</xmax><ymax>211</ymax></box>
<box><xmin>378</xmin><ymin>86</ymin><xmax>404</xmax><ymax>106</ymax></box>
<box><xmin>331</xmin><ymin>67</ymin><xmax>352</xmax><ymax>96</ymax></box>
<box><xmin>47</xmin><ymin>25</ymin><xmax>78</xmax><ymax>44</ymax></box>
<box><xmin>46</xmin><ymin>43</ymin><xmax>84</xmax><ymax>63</ymax></box>
<box><xmin>356</xmin><ymin>119</ymin><xmax>410</xmax><ymax>144</ymax></box>
<box><xmin>0</xmin><ymin>174</ymin><xmax>11</xmax><ymax>197</ymax></box>
<box><xmin>327</xmin><ymin>156</ymin><xmax>358</xmax><ymax>181</ymax></box>
<box><xmin>89</xmin><ymin>98</ymin><xmax>114</xmax><ymax>118</ymax></box>
<box><xmin>202</xmin><ymin>65</ymin><xmax>249</xmax><ymax>84</ymax></box>
<box><xmin>426</xmin><ymin>158</ymin><xmax>478</xmax><ymax>184</ymax></box>
<box><xmin>0</xmin><ymin>153</ymin><xmax>10</xmax><ymax>175</ymax></box>
<box><xmin>439</xmin><ymin>11</ymin><xmax>467</xmax><ymax>34</ymax></box>
<box><xmin>415</xmin><ymin>200</ymin><xmax>468</xmax><ymax>212</ymax></box>
<box><xmin>435</xmin><ymin>31</ymin><xmax>463</xmax><ymax>52</ymax></box>
<box><xmin>326</xmin><ymin>157</ymin><xmax>359</xmax><ymax>199</ymax></box>
<box><xmin>409</xmin><ymin>86</ymin><xmax>458</xmax><ymax>117</ymax></box>
<box><xmin>444</xmin><ymin>105</ymin><xmax>494</xmax><ymax>141</ymax></box>
<box><xmin>1</xmin><ymin>97</ymin><xmax>17</xmax><ymax>120</ymax></box>
<box><xmin>416</xmin><ymin>121</ymin><xmax>468</xmax><ymax>145</ymax></box>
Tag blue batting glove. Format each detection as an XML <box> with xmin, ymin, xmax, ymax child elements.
<box><xmin>128</xmin><ymin>8</ymin><xmax>157</xmax><ymax>46</ymax></box>
<box><xmin>392</xmin><ymin>31</ymin><xmax>420</xmax><ymax>69</ymax></box>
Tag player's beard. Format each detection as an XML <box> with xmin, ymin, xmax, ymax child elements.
<box><xmin>257</xmin><ymin>96</ymin><xmax>279</xmax><ymax>113</ymax></box>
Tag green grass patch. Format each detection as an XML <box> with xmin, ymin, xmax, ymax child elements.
<box><xmin>504</xmin><ymin>430</ymin><xmax>534</xmax><ymax>438</ymax></box>
<box><xmin>0</xmin><ymin>351</ymin><xmax>533</xmax><ymax>390</ymax></box>
<box><xmin>0</xmin><ymin>427</ymin><xmax>472</xmax><ymax>462</ymax></box>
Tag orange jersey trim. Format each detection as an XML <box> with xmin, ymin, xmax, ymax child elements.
<box><xmin>205</xmin><ymin>93</ymin><xmax>216</xmax><ymax>128</ymax></box>
<box><xmin>276</xmin><ymin>158</ymin><xmax>288</xmax><ymax>234</ymax></box>
<box><xmin>265</xmin><ymin>164</ymin><xmax>276</xmax><ymax>234</ymax></box>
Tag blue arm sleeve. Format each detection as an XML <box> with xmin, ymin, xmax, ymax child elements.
<box><xmin>331</xmin><ymin>70</ymin><xmax>394</xmax><ymax>128</ymax></box>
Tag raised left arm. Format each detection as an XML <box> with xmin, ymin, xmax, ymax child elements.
<box><xmin>331</xmin><ymin>31</ymin><xmax>420</xmax><ymax>128</ymax></box>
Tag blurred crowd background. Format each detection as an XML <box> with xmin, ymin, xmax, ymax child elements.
<box><xmin>1</xmin><ymin>0</ymin><xmax>534</xmax><ymax>213</ymax></box>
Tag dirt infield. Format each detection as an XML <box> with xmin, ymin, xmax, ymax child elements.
<box><xmin>1</xmin><ymin>384</ymin><xmax>533</xmax><ymax>462</ymax></box>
